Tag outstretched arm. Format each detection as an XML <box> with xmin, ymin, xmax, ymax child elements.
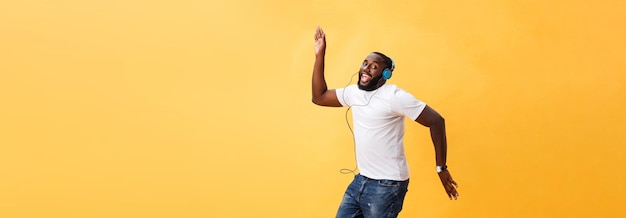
<box><xmin>311</xmin><ymin>26</ymin><xmax>341</xmax><ymax>107</ymax></box>
<box><xmin>416</xmin><ymin>105</ymin><xmax>459</xmax><ymax>200</ymax></box>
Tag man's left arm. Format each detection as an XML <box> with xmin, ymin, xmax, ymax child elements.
<box><xmin>415</xmin><ymin>105</ymin><xmax>459</xmax><ymax>200</ymax></box>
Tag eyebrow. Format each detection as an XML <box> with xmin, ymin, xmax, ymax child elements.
<box><xmin>363</xmin><ymin>60</ymin><xmax>381</xmax><ymax>64</ymax></box>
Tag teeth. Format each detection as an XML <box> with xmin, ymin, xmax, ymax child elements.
<box><xmin>361</xmin><ymin>74</ymin><xmax>371</xmax><ymax>83</ymax></box>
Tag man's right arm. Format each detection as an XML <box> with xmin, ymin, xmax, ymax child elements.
<box><xmin>311</xmin><ymin>26</ymin><xmax>341</xmax><ymax>107</ymax></box>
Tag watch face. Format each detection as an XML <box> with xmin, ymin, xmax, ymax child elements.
<box><xmin>436</xmin><ymin>166</ymin><xmax>447</xmax><ymax>173</ymax></box>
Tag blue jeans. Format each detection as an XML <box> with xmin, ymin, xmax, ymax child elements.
<box><xmin>336</xmin><ymin>174</ymin><xmax>409</xmax><ymax>218</ymax></box>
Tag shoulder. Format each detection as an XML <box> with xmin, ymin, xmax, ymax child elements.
<box><xmin>386</xmin><ymin>85</ymin><xmax>426</xmax><ymax>118</ymax></box>
<box><xmin>386</xmin><ymin>84</ymin><xmax>421</xmax><ymax>103</ymax></box>
<box><xmin>337</xmin><ymin>84</ymin><xmax>359</xmax><ymax>95</ymax></box>
<box><xmin>336</xmin><ymin>84</ymin><xmax>360</xmax><ymax>106</ymax></box>
<box><xmin>383</xmin><ymin>84</ymin><xmax>413</xmax><ymax>97</ymax></box>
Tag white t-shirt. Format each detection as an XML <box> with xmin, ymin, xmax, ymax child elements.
<box><xmin>336</xmin><ymin>84</ymin><xmax>426</xmax><ymax>181</ymax></box>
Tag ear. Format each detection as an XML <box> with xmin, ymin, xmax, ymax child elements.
<box><xmin>376</xmin><ymin>76</ymin><xmax>386</xmax><ymax>87</ymax></box>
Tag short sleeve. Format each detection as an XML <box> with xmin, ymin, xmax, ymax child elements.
<box><xmin>335</xmin><ymin>85</ymin><xmax>355</xmax><ymax>107</ymax></box>
<box><xmin>390</xmin><ymin>88</ymin><xmax>426</xmax><ymax>120</ymax></box>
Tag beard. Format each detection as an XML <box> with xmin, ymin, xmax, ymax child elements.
<box><xmin>357</xmin><ymin>73</ymin><xmax>384</xmax><ymax>91</ymax></box>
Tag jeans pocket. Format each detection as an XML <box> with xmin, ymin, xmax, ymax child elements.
<box><xmin>377</xmin><ymin>180</ymin><xmax>401</xmax><ymax>187</ymax></box>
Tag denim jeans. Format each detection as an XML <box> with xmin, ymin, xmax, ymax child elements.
<box><xmin>336</xmin><ymin>174</ymin><xmax>409</xmax><ymax>218</ymax></box>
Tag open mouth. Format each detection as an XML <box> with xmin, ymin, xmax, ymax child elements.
<box><xmin>360</xmin><ymin>73</ymin><xmax>372</xmax><ymax>84</ymax></box>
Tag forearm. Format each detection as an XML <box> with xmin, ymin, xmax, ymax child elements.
<box><xmin>430</xmin><ymin>119</ymin><xmax>447</xmax><ymax>166</ymax></box>
<box><xmin>311</xmin><ymin>54</ymin><xmax>327</xmax><ymax>103</ymax></box>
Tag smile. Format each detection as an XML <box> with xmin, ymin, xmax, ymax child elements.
<box><xmin>360</xmin><ymin>73</ymin><xmax>372</xmax><ymax>83</ymax></box>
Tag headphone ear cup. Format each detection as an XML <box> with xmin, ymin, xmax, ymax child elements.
<box><xmin>382</xmin><ymin>68</ymin><xmax>392</xmax><ymax>80</ymax></box>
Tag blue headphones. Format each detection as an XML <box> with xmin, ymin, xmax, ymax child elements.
<box><xmin>382</xmin><ymin>58</ymin><xmax>395</xmax><ymax>80</ymax></box>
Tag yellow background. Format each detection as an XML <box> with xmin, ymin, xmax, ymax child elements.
<box><xmin>1</xmin><ymin>0</ymin><xmax>625</xmax><ymax>217</ymax></box>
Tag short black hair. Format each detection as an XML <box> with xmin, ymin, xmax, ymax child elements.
<box><xmin>372</xmin><ymin>52</ymin><xmax>394</xmax><ymax>71</ymax></box>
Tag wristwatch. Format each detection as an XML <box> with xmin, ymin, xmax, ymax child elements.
<box><xmin>436</xmin><ymin>165</ymin><xmax>447</xmax><ymax>173</ymax></box>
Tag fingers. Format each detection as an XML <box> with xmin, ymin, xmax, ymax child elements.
<box><xmin>445</xmin><ymin>183</ymin><xmax>457</xmax><ymax>200</ymax></box>
<box><xmin>439</xmin><ymin>172</ymin><xmax>459</xmax><ymax>200</ymax></box>
<box><xmin>444</xmin><ymin>184</ymin><xmax>458</xmax><ymax>200</ymax></box>
<box><xmin>449</xmin><ymin>187</ymin><xmax>459</xmax><ymax>200</ymax></box>
<box><xmin>314</xmin><ymin>26</ymin><xmax>325</xmax><ymax>40</ymax></box>
<box><xmin>314</xmin><ymin>26</ymin><xmax>320</xmax><ymax>39</ymax></box>
<box><xmin>447</xmin><ymin>179</ymin><xmax>459</xmax><ymax>200</ymax></box>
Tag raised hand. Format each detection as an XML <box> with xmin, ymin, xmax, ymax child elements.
<box><xmin>314</xmin><ymin>26</ymin><xmax>326</xmax><ymax>57</ymax></box>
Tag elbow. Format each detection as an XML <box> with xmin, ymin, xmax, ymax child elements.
<box><xmin>311</xmin><ymin>97</ymin><xmax>322</xmax><ymax>106</ymax></box>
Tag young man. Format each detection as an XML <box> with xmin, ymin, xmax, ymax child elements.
<box><xmin>311</xmin><ymin>26</ymin><xmax>459</xmax><ymax>218</ymax></box>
